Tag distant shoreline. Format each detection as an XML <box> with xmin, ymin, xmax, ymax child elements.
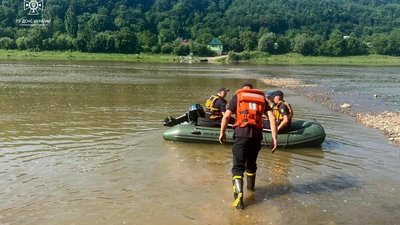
<box><xmin>1</xmin><ymin>50</ymin><xmax>400</xmax><ymax>66</ymax></box>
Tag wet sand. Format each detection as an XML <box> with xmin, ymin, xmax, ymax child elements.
<box><xmin>260</xmin><ymin>78</ymin><xmax>400</xmax><ymax>146</ymax></box>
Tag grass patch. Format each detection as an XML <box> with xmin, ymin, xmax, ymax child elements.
<box><xmin>1</xmin><ymin>50</ymin><xmax>399</xmax><ymax>66</ymax></box>
<box><xmin>0</xmin><ymin>50</ymin><xmax>179</xmax><ymax>63</ymax></box>
<box><xmin>245</xmin><ymin>53</ymin><xmax>400</xmax><ymax>66</ymax></box>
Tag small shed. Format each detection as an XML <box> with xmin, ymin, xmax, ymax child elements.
<box><xmin>207</xmin><ymin>38</ymin><xmax>223</xmax><ymax>55</ymax></box>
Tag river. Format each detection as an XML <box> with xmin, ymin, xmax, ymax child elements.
<box><xmin>0</xmin><ymin>61</ymin><xmax>399</xmax><ymax>225</ymax></box>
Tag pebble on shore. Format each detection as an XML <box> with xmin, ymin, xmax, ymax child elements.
<box><xmin>340</xmin><ymin>103</ymin><xmax>351</xmax><ymax>108</ymax></box>
<box><xmin>356</xmin><ymin>112</ymin><xmax>400</xmax><ymax>145</ymax></box>
<box><xmin>260</xmin><ymin>78</ymin><xmax>316</xmax><ymax>88</ymax></box>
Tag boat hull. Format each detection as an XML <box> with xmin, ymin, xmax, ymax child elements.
<box><xmin>163</xmin><ymin>120</ymin><xmax>326</xmax><ymax>148</ymax></box>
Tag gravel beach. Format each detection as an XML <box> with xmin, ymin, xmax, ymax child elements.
<box><xmin>356</xmin><ymin>112</ymin><xmax>400</xmax><ymax>145</ymax></box>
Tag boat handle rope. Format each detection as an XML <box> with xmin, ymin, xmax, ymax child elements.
<box><xmin>263</xmin><ymin>135</ymin><xmax>269</xmax><ymax>149</ymax></box>
<box><xmin>283</xmin><ymin>134</ymin><xmax>289</xmax><ymax>149</ymax></box>
<box><xmin>263</xmin><ymin>133</ymin><xmax>290</xmax><ymax>150</ymax></box>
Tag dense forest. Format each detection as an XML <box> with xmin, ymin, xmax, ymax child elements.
<box><xmin>1</xmin><ymin>0</ymin><xmax>400</xmax><ymax>56</ymax></box>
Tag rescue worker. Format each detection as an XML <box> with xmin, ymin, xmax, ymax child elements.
<box><xmin>219</xmin><ymin>82</ymin><xmax>278</xmax><ymax>209</ymax></box>
<box><xmin>204</xmin><ymin>87</ymin><xmax>229</xmax><ymax>122</ymax></box>
<box><xmin>271</xmin><ymin>91</ymin><xmax>293</xmax><ymax>133</ymax></box>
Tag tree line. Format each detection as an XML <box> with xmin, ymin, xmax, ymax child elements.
<box><xmin>0</xmin><ymin>0</ymin><xmax>400</xmax><ymax>56</ymax></box>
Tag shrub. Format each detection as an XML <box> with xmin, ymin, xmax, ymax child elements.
<box><xmin>0</xmin><ymin>37</ymin><xmax>16</xmax><ymax>49</ymax></box>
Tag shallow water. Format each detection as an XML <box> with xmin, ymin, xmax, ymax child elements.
<box><xmin>247</xmin><ymin>65</ymin><xmax>400</xmax><ymax>113</ymax></box>
<box><xmin>0</xmin><ymin>61</ymin><xmax>399</xmax><ymax>225</ymax></box>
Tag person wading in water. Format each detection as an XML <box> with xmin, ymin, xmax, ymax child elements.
<box><xmin>219</xmin><ymin>82</ymin><xmax>278</xmax><ymax>209</ymax></box>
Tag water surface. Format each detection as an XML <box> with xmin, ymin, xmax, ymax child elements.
<box><xmin>0</xmin><ymin>62</ymin><xmax>399</xmax><ymax>225</ymax></box>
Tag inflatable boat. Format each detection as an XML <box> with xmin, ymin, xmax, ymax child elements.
<box><xmin>163</xmin><ymin>104</ymin><xmax>326</xmax><ymax>148</ymax></box>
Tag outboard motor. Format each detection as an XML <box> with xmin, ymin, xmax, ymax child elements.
<box><xmin>163</xmin><ymin>104</ymin><xmax>205</xmax><ymax>127</ymax></box>
<box><xmin>188</xmin><ymin>103</ymin><xmax>205</xmax><ymax>124</ymax></box>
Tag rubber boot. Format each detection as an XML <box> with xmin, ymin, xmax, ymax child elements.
<box><xmin>246</xmin><ymin>172</ymin><xmax>256</xmax><ymax>191</ymax></box>
<box><xmin>232</xmin><ymin>176</ymin><xmax>244</xmax><ymax>209</ymax></box>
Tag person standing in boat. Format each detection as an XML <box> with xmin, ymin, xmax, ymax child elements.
<box><xmin>271</xmin><ymin>91</ymin><xmax>293</xmax><ymax>133</ymax></box>
<box><xmin>219</xmin><ymin>82</ymin><xmax>278</xmax><ymax>209</ymax></box>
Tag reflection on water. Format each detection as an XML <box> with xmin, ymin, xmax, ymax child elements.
<box><xmin>0</xmin><ymin>62</ymin><xmax>399</xmax><ymax>225</ymax></box>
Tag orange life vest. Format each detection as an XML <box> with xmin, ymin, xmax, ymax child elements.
<box><xmin>233</xmin><ymin>88</ymin><xmax>266</xmax><ymax>129</ymax></box>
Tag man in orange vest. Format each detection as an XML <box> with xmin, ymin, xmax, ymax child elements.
<box><xmin>219</xmin><ymin>82</ymin><xmax>278</xmax><ymax>209</ymax></box>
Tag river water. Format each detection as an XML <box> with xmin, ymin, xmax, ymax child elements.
<box><xmin>0</xmin><ymin>61</ymin><xmax>399</xmax><ymax>225</ymax></box>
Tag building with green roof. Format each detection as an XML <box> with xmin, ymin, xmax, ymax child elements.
<box><xmin>207</xmin><ymin>38</ymin><xmax>223</xmax><ymax>55</ymax></box>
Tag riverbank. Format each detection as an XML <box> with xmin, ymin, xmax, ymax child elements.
<box><xmin>356</xmin><ymin>112</ymin><xmax>400</xmax><ymax>145</ymax></box>
<box><xmin>260</xmin><ymin>77</ymin><xmax>400</xmax><ymax>146</ymax></box>
<box><xmin>0</xmin><ymin>50</ymin><xmax>178</xmax><ymax>63</ymax></box>
<box><xmin>1</xmin><ymin>50</ymin><xmax>400</xmax><ymax>66</ymax></box>
<box><xmin>246</xmin><ymin>53</ymin><xmax>400</xmax><ymax>66</ymax></box>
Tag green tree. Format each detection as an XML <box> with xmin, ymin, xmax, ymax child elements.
<box><xmin>65</xmin><ymin>0</ymin><xmax>78</xmax><ymax>37</ymax></box>
<box><xmin>275</xmin><ymin>36</ymin><xmax>291</xmax><ymax>54</ymax></box>
<box><xmin>88</xmin><ymin>32</ymin><xmax>108</xmax><ymax>52</ymax></box>
<box><xmin>257</xmin><ymin>32</ymin><xmax>276</xmax><ymax>53</ymax></box>
<box><xmin>87</xmin><ymin>13</ymin><xmax>114</xmax><ymax>33</ymax></box>
<box><xmin>137</xmin><ymin>31</ymin><xmax>158</xmax><ymax>52</ymax></box>
<box><xmin>158</xmin><ymin>29</ymin><xmax>175</xmax><ymax>44</ymax></box>
<box><xmin>219</xmin><ymin>35</ymin><xmax>242</xmax><ymax>52</ymax></box>
<box><xmin>16</xmin><ymin>37</ymin><xmax>26</xmax><ymax>50</ymax></box>
<box><xmin>325</xmin><ymin>30</ymin><xmax>346</xmax><ymax>56</ymax></box>
<box><xmin>174</xmin><ymin>44</ymin><xmax>191</xmax><ymax>56</ymax></box>
<box><xmin>74</xmin><ymin>35</ymin><xmax>88</xmax><ymax>51</ymax></box>
<box><xmin>115</xmin><ymin>28</ymin><xmax>139</xmax><ymax>53</ymax></box>
<box><xmin>0</xmin><ymin>37</ymin><xmax>16</xmax><ymax>49</ymax></box>
<box><xmin>190</xmin><ymin>42</ymin><xmax>214</xmax><ymax>56</ymax></box>
<box><xmin>55</xmin><ymin>34</ymin><xmax>75</xmax><ymax>51</ymax></box>
<box><xmin>312</xmin><ymin>34</ymin><xmax>326</xmax><ymax>56</ymax></box>
<box><xmin>1</xmin><ymin>0</ymin><xmax>400</xmax><ymax>55</ymax></box>
<box><xmin>52</xmin><ymin>18</ymin><xmax>65</xmax><ymax>34</ymax></box>
<box><xmin>161</xmin><ymin>43</ymin><xmax>174</xmax><ymax>54</ymax></box>
<box><xmin>240</xmin><ymin>31</ymin><xmax>258</xmax><ymax>51</ymax></box>
<box><xmin>0</xmin><ymin>6</ymin><xmax>16</xmax><ymax>28</ymax></box>
<box><xmin>292</xmin><ymin>33</ymin><xmax>316</xmax><ymax>56</ymax></box>
<box><xmin>386</xmin><ymin>30</ymin><xmax>400</xmax><ymax>56</ymax></box>
<box><xmin>345</xmin><ymin>37</ymin><xmax>368</xmax><ymax>55</ymax></box>
<box><xmin>24</xmin><ymin>27</ymin><xmax>48</xmax><ymax>50</ymax></box>
<box><xmin>0</xmin><ymin>27</ymin><xmax>16</xmax><ymax>39</ymax></box>
<box><xmin>196</xmin><ymin>32</ymin><xmax>213</xmax><ymax>45</ymax></box>
<box><xmin>76</xmin><ymin>13</ymin><xmax>93</xmax><ymax>45</ymax></box>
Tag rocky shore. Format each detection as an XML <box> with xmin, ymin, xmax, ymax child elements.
<box><xmin>260</xmin><ymin>78</ymin><xmax>400</xmax><ymax>146</ymax></box>
<box><xmin>260</xmin><ymin>78</ymin><xmax>317</xmax><ymax>88</ymax></box>
<box><xmin>356</xmin><ymin>112</ymin><xmax>400</xmax><ymax>145</ymax></box>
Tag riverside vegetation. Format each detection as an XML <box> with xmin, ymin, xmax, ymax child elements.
<box><xmin>1</xmin><ymin>0</ymin><xmax>400</xmax><ymax>58</ymax></box>
<box><xmin>1</xmin><ymin>50</ymin><xmax>400</xmax><ymax>66</ymax></box>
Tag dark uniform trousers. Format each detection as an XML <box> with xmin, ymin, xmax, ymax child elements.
<box><xmin>231</xmin><ymin>136</ymin><xmax>262</xmax><ymax>177</ymax></box>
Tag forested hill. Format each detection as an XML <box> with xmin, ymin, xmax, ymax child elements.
<box><xmin>1</xmin><ymin>0</ymin><xmax>400</xmax><ymax>56</ymax></box>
